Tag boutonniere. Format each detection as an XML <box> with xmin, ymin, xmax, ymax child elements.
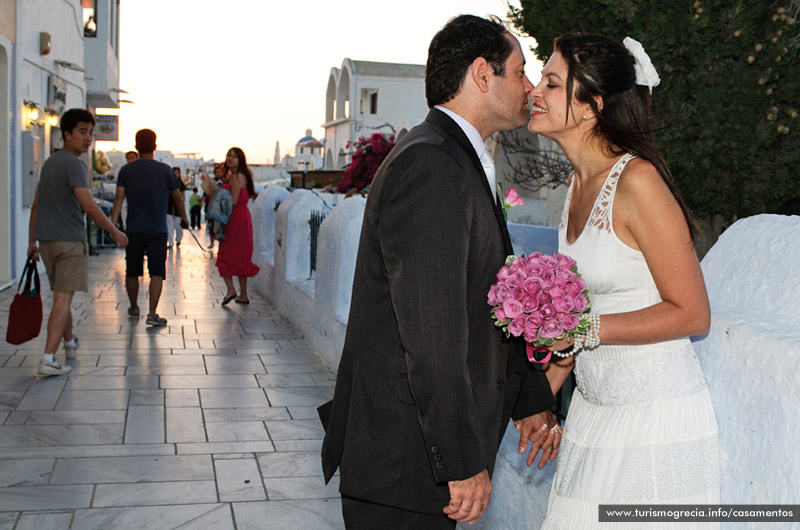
<box><xmin>497</xmin><ymin>182</ymin><xmax>524</xmax><ymax>221</ymax></box>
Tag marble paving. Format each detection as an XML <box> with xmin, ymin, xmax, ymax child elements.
<box><xmin>0</xmin><ymin>236</ymin><xmax>344</xmax><ymax>529</ymax></box>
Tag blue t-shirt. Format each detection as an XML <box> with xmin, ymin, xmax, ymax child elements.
<box><xmin>117</xmin><ymin>159</ymin><xmax>179</xmax><ymax>234</ymax></box>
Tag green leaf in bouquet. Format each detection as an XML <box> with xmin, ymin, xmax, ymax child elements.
<box><xmin>505</xmin><ymin>255</ymin><xmax>518</xmax><ymax>266</ymax></box>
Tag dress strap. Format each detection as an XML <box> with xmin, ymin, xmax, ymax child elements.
<box><xmin>587</xmin><ymin>153</ymin><xmax>636</xmax><ymax>234</ymax></box>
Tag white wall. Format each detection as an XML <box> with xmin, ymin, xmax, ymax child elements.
<box><xmin>13</xmin><ymin>0</ymin><xmax>87</xmax><ymax>281</ymax></box>
<box><xmin>695</xmin><ymin>214</ymin><xmax>800</xmax><ymax>516</ymax></box>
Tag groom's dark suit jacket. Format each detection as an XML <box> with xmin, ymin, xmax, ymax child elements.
<box><xmin>321</xmin><ymin>108</ymin><xmax>554</xmax><ymax>515</ymax></box>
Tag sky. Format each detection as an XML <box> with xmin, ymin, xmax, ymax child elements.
<box><xmin>97</xmin><ymin>0</ymin><xmax>542</xmax><ymax>165</ymax></box>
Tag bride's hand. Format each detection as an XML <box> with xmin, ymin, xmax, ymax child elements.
<box><xmin>547</xmin><ymin>335</ymin><xmax>573</xmax><ymax>354</ymax></box>
<box><xmin>514</xmin><ymin>410</ymin><xmax>562</xmax><ymax>469</ymax></box>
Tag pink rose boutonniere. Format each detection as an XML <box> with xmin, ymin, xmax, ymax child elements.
<box><xmin>497</xmin><ymin>183</ymin><xmax>524</xmax><ymax>221</ymax></box>
<box><xmin>488</xmin><ymin>252</ymin><xmax>592</xmax><ymax>363</ymax></box>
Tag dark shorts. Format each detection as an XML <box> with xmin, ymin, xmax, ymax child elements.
<box><xmin>125</xmin><ymin>233</ymin><xmax>168</xmax><ymax>278</ymax></box>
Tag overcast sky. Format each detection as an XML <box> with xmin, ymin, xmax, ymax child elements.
<box><xmin>97</xmin><ymin>0</ymin><xmax>542</xmax><ymax>164</ymax></box>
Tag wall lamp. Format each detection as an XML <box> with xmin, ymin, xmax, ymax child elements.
<box><xmin>46</xmin><ymin>109</ymin><xmax>60</xmax><ymax>127</ymax></box>
<box><xmin>24</xmin><ymin>100</ymin><xmax>40</xmax><ymax>125</ymax></box>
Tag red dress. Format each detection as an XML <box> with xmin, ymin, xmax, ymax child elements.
<box><xmin>215</xmin><ymin>184</ymin><xmax>260</xmax><ymax>278</ymax></box>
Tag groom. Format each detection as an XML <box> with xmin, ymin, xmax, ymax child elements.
<box><xmin>321</xmin><ymin>15</ymin><xmax>557</xmax><ymax>529</ymax></box>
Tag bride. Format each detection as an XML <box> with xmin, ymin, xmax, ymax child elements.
<box><xmin>526</xmin><ymin>34</ymin><xmax>720</xmax><ymax>528</ymax></box>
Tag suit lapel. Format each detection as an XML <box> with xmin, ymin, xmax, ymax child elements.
<box><xmin>425</xmin><ymin>109</ymin><xmax>515</xmax><ymax>256</ymax></box>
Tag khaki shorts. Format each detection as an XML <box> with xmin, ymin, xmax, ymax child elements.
<box><xmin>38</xmin><ymin>240</ymin><xmax>89</xmax><ymax>293</ymax></box>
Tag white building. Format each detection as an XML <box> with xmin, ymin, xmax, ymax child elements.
<box><xmin>278</xmin><ymin>129</ymin><xmax>324</xmax><ymax>171</ymax></box>
<box><xmin>0</xmin><ymin>0</ymin><xmax>122</xmax><ymax>286</ymax></box>
<box><xmin>323</xmin><ymin>59</ymin><xmax>427</xmax><ymax>170</ymax></box>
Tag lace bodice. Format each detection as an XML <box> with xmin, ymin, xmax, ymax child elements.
<box><xmin>558</xmin><ymin>154</ymin><xmax>707</xmax><ymax>406</ymax></box>
<box><xmin>559</xmin><ymin>153</ymin><xmax>634</xmax><ymax>237</ymax></box>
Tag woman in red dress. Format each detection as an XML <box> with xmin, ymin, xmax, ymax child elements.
<box><xmin>217</xmin><ymin>147</ymin><xmax>260</xmax><ymax>305</ymax></box>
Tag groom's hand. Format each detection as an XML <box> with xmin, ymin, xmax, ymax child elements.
<box><xmin>515</xmin><ymin>410</ymin><xmax>561</xmax><ymax>469</ymax></box>
<box><xmin>444</xmin><ymin>468</ymin><xmax>492</xmax><ymax>524</ymax></box>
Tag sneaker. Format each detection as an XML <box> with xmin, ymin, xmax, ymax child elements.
<box><xmin>38</xmin><ymin>358</ymin><xmax>72</xmax><ymax>376</ymax></box>
<box><xmin>145</xmin><ymin>313</ymin><xmax>168</xmax><ymax>326</ymax></box>
<box><xmin>64</xmin><ymin>336</ymin><xmax>80</xmax><ymax>359</ymax></box>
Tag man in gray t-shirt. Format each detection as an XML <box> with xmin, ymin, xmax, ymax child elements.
<box><xmin>28</xmin><ymin>109</ymin><xmax>128</xmax><ymax>376</ymax></box>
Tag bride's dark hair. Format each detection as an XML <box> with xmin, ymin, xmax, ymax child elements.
<box><xmin>555</xmin><ymin>33</ymin><xmax>698</xmax><ymax>240</ymax></box>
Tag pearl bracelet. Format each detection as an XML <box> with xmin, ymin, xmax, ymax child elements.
<box><xmin>557</xmin><ymin>314</ymin><xmax>601</xmax><ymax>358</ymax></box>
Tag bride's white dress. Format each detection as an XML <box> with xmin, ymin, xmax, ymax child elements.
<box><xmin>541</xmin><ymin>154</ymin><xmax>720</xmax><ymax>529</ymax></box>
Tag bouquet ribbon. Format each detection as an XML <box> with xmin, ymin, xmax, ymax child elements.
<box><xmin>526</xmin><ymin>343</ymin><xmax>552</xmax><ymax>364</ymax></box>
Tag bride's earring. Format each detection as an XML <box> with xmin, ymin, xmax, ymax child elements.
<box><xmin>582</xmin><ymin>114</ymin><xmax>589</xmax><ymax>120</ymax></box>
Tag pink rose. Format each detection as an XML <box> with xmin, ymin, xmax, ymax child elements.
<box><xmin>574</xmin><ymin>294</ymin><xmax>588</xmax><ymax>313</ymax></box>
<box><xmin>539</xmin><ymin>320</ymin><xmax>564</xmax><ymax>339</ymax></box>
<box><xmin>524</xmin><ymin>314</ymin><xmax>543</xmax><ymax>340</ymax></box>
<box><xmin>508</xmin><ymin>316</ymin><xmax>526</xmax><ymax>337</ymax></box>
<box><xmin>495</xmin><ymin>284</ymin><xmax>509</xmax><ymax>304</ymax></box>
<box><xmin>548</xmin><ymin>286</ymin><xmax>565</xmax><ymax>300</ymax></box>
<box><xmin>503</xmin><ymin>299</ymin><xmax>524</xmax><ymax>319</ymax></box>
<box><xmin>539</xmin><ymin>254</ymin><xmax>558</xmax><ymax>270</ymax></box>
<box><xmin>554</xmin><ymin>252</ymin><xmax>577</xmax><ymax>270</ymax></box>
<box><xmin>539</xmin><ymin>303</ymin><xmax>556</xmax><ymax>321</ymax></box>
<box><xmin>558</xmin><ymin>313</ymin><xmax>579</xmax><ymax>331</ymax></box>
<box><xmin>525</xmin><ymin>260</ymin><xmax>544</xmax><ymax>277</ymax></box>
<box><xmin>496</xmin><ymin>266</ymin><xmax>511</xmax><ymax>281</ymax></box>
<box><xmin>487</xmin><ymin>285</ymin><xmax>500</xmax><ymax>306</ymax></box>
<box><xmin>555</xmin><ymin>267</ymin><xmax>577</xmax><ymax>283</ymax></box>
<box><xmin>495</xmin><ymin>307</ymin><xmax>508</xmax><ymax>322</ymax></box>
<box><xmin>508</xmin><ymin>286</ymin><xmax>524</xmax><ymax>302</ymax></box>
<box><xmin>522</xmin><ymin>277</ymin><xmax>541</xmax><ymax>295</ymax></box>
<box><xmin>522</xmin><ymin>294</ymin><xmax>540</xmax><ymax>313</ymax></box>
<box><xmin>529</xmin><ymin>252</ymin><xmax>543</xmax><ymax>260</ymax></box>
<box><xmin>537</xmin><ymin>290</ymin><xmax>551</xmax><ymax>305</ymax></box>
<box><xmin>507</xmin><ymin>270</ymin><xmax>526</xmax><ymax>287</ymax></box>
<box><xmin>504</xmin><ymin>187</ymin><xmax>525</xmax><ymax>208</ymax></box>
<box><xmin>565</xmin><ymin>281</ymin><xmax>583</xmax><ymax>297</ymax></box>
<box><xmin>539</xmin><ymin>269</ymin><xmax>555</xmax><ymax>285</ymax></box>
<box><xmin>552</xmin><ymin>295</ymin><xmax>575</xmax><ymax>313</ymax></box>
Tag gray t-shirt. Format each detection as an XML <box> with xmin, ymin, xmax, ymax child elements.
<box><xmin>34</xmin><ymin>149</ymin><xmax>90</xmax><ymax>242</ymax></box>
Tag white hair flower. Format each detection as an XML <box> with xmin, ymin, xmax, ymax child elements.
<box><xmin>623</xmin><ymin>37</ymin><xmax>661</xmax><ymax>94</ymax></box>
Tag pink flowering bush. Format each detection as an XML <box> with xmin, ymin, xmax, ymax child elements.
<box><xmin>337</xmin><ymin>132</ymin><xmax>396</xmax><ymax>192</ymax></box>
<box><xmin>488</xmin><ymin>252</ymin><xmax>591</xmax><ymax>361</ymax></box>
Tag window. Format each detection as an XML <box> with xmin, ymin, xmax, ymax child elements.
<box><xmin>360</xmin><ymin>89</ymin><xmax>378</xmax><ymax>115</ymax></box>
<box><xmin>82</xmin><ymin>0</ymin><xmax>97</xmax><ymax>37</ymax></box>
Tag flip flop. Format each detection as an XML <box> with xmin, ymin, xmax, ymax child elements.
<box><xmin>128</xmin><ymin>307</ymin><xmax>140</xmax><ymax>318</ymax></box>
<box><xmin>235</xmin><ymin>298</ymin><xmax>250</xmax><ymax>304</ymax></box>
<box><xmin>222</xmin><ymin>293</ymin><xmax>237</xmax><ymax>306</ymax></box>
<box><xmin>145</xmin><ymin>314</ymin><xmax>168</xmax><ymax>326</ymax></box>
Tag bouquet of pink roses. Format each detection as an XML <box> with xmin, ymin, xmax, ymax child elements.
<box><xmin>488</xmin><ymin>252</ymin><xmax>591</xmax><ymax>363</ymax></box>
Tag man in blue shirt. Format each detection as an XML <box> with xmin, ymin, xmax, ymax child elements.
<box><xmin>111</xmin><ymin>129</ymin><xmax>188</xmax><ymax>326</ymax></box>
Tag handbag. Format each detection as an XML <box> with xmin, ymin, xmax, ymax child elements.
<box><xmin>6</xmin><ymin>257</ymin><xmax>43</xmax><ymax>345</ymax></box>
